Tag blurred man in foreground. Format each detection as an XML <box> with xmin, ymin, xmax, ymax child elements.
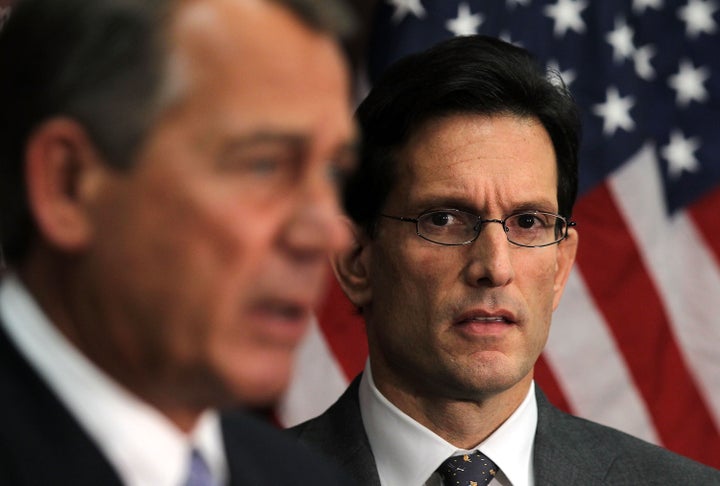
<box><xmin>0</xmin><ymin>0</ymin><xmax>358</xmax><ymax>483</ymax></box>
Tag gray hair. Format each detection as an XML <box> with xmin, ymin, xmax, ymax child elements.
<box><xmin>0</xmin><ymin>0</ymin><xmax>355</xmax><ymax>265</ymax></box>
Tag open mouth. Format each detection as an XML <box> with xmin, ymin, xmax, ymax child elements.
<box><xmin>454</xmin><ymin>308</ymin><xmax>516</xmax><ymax>326</ymax></box>
<box><xmin>457</xmin><ymin>315</ymin><xmax>510</xmax><ymax>324</ymax></box>
<box><xmin>246</xmin><ymin>299</ymin><xmax>313</xmax><ymax>345</ymax></box>
<box><xmin>267</xmin><ymin>301</ymin><xmax>306</xmax><ymax>321</ymax></box>
<box><xmin>452</xmin><ymin>309</ymin><xmax>518</xmax><ymax>338</ymax></box>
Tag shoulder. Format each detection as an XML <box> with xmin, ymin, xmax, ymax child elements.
<box><xmin>535</xmin><ymin>389</ymin><xmax>720</xmax><ymax>483</ymax></box>
<box><xmin>0</xmin><ymin>323</ymin><xmax>123</xmax><ymax>485</ymax></box>
<box><xmin>290</xmin><ymin>375</ymin><xmax>364</xmax><ymax>447</ymax></box>
<box><xmin>289</xmin><ymin>376</ymin><xmax>382</xmax><ymax>486</ymax></box>
<box><xmin>221</xmin><ymin>410</ymin><xmax>357</xmax><ymax>485</ymax></box>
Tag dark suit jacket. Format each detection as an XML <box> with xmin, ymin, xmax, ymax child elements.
<box><xmin>0</xmin><ymin>322</ymin><xmax>354</xmax><ymax>485</ymax></box>
<box><xmin>292</xmin><ymin>375</ymin><xmax>720</xmax><ymax>485</ymax></box>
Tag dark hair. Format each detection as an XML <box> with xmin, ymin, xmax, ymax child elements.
<box><xmin>0</xmin><ymin>0</ymin><xmax>355</xmax><ymax>266</ymax></box>
<box><xmin>345</xmin><ymin>35</ymin><xmax>581</xmax><ymax>234</ymax></box>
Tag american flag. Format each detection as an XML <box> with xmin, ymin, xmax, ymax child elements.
<box><xmin>279</xmin><ymin>0</ymin><xmax>720</xmax><ymax>469</ymax></box>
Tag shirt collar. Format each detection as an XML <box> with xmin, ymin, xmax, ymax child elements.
<box><xmin>359</xmin><ymin>360</ymin><xmax>536</xmax><ymax>486</ymax></box>
<box><xmin>481</xmin><ymin>379</ymin><xmax>537</xmax><ymax>486</ymax></box>
<box><xmin>0</xmin><ymin>274</ymin><xmax>228</xmax><ymax>486</ymax></box>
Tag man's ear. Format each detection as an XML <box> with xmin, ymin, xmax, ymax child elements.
<box><xmin>330</xmin><ymin>218</ymin><xmax>373</xmax><ymax>309</ymax></box>
<box><xmin>552</xmin><ymin>227</ymin><xmax>578</xmax><ymax>310</ymax></box>
<box><xmin>24</xmin><ymin>118</ymin><xmax>106</xmax><ymax>253</ymax></box>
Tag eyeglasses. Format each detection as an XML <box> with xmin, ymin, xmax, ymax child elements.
<box><xmin>380</xmin><ymin>209</ymin><xmax>575</xmax><ymax>248</ymax></box>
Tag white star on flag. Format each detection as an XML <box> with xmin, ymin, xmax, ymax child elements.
<box><xmin>633</xmin><ymin>44</ymin><xmax>657</xmax><ymax>80</ymax></box>
<box><xmin>499</xmin><ymin>30</ymin><xmax>523</xmax><ymax>47</ymax></box>
<box><xmin>677</xmin><ymin>0</ymin><xmax>718</xmax><ymax>38</ymax></box>
<box><xmin>547</xmin><ymin>59</ymin><xmax>577</xmax><ymax>87</ymax></box>
<box><xmin>668</xmin><ymin>58</ymin><xmax>710</xmax><ymax>107</ymax></box>
<box><xmin>507</xmin><ymin>0</ymin><xmax>531</xmax><ymax>8</ymax></box>
<box><xmin>388</xmin><ymin>0</ymin><xmax>426</xmax><ymax>23</ymax></box>
<box><xmin>633</xmin><ymin>0</ymin><xmax>664</xmax><ymax>13</ymax></box>
<box><xmin>544</xmin><ymin>0</ymin><xmax>589</xmax><ymax>37</ymax></box>
<box><xmin>446</xmin><ymin>2</ymin><xmax>484</xmax><ymax>36</ymax></box>
<box><xmin>593</xmin><ymin>86</ymin><xmax>636</xmax><ymax>136</ymax></box>
<box><xmin>606</xmin><ymin>17</ymin><xmax>636</xmax><ymax>63</ymax></box>
<box><xmin>662</xmin><ymin>130</ymin><xmax>701</xmax><ymax>178</ymax></box>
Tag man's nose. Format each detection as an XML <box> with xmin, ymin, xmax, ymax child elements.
<box><xmin>281</xmin><ymin>168</ymin><xmax>350</xmax><ymax>258</ymax></box>
<box><xmin>464</xmin><ymin>220</ymin><xmax>514</xmax><ymax>288</ymax></box>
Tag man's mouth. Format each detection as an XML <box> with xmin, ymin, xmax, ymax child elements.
<box><xmin>452</xmin><ymin>309</ymin><xmax>518</xmax><ymax>338</ymax></box>
<box><xmin>246</xmin><ymin>297</ymin><xmax>315</xmax><ymax>344</ymax></box>
<box><xmin>457</xmin><ymin>315</ymin><xmax>510</xmax><ymax>324</ymax></box>
<box><xmin>454</xmin><ymin>309</ymin><xmax>516</xmax><ymax>326</ymax></box>
<box><xmin>263</xmin><ymin>301</ymin><xmax>307</xmax><ymax>321</ymax></box>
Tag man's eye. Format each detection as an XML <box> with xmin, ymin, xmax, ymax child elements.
<box><xmin>516</xmin><ymin>214</ymin><xmax>539</xmax><ymax>229</ymax></box>
<box><xmin>428</xmin><ymin>212</ymin><xmax>458</xmax><ymax>227</ymax></box>
<box><xmin>229</xmin><ymin>155</ymin><xmax>298</xmax><ymax>183</ymax></box>
<box><xmin>247</xmin><ymin>158</ymin><xmax>281</xmax><ymax>175</ymax></box>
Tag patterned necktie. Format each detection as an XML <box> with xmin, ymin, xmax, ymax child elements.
<box><xmin>183</xmin><ymin>449</ymin><xmax>217</xmax><ymax>486</ymax></box>
<box><xmin>437</xmin><ymin>451</ymin><xmax>499</xmax><ymax>486</ymax></box>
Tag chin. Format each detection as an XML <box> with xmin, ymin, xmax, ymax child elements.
<box><xmin>212</xmin><ymin>335</ymin><xmax>298</xmax><ymax>402</ymax></box>
<box><xmin>226</xmin><ymin>361</ymin><xmax>293</xmax><ymax>408</ymax></box>
<box><xmin>236</xmin><ymin>382</ymin><xmax>288</xmax><ymax>409</ymax></box>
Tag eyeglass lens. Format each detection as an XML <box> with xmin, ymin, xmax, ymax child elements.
<box><xmin>417</xmin><ymin>210</ymin><xmax>566</xmax><ymax>247</ymax></box>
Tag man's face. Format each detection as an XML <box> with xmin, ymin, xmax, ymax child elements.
<box><xmin>82</xmin><ymin>0</ymin><xmax>355</xmax><ymax>408</ymax></box>
<box><xmin>360</xmin><ymin>113</ymin><xmax>576</xmax><ymax>402</ymax></box>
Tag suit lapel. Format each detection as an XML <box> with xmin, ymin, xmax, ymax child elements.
<box><xmin>295</xmin><ymin>377</ymin><xmax>623</xmax><ymax>485</ymax></box>
<box><xmin>293</xmin><ymin>375</ymin><xmax>382</xmax><ymax>486</ymax></box>
<box><xmin>533</xmin><ymin>387</ymin><xmax>616</xmax><ymax>485</ymax></box>
<box><xmin>0</xmin><ymin>322</ymin><xmax>123</xmax><ymax>485</ymax></box>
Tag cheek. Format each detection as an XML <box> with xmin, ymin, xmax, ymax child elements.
<box><xmin>371</xmin><ymin>247</ymin><xmax>453</xmax><ymax>343</ymax></box>
<box><xmin>516</xmin><ymin>254</ymin><xmax>559</xmax><ymax>334</ymax></box>
<box><xmin>171</xmin><ymin>189</ymin><xmax>283</xmax><ymax>279</ymax></box>
<box><xmin>373</xmin><ymin>244</ymin><xmax>440</xmax><ymax>304</ymax></box>
<box><xmin>105</xmin><ymin>182</ymin><xmax>277</xmax><ymax>324</ymax></box>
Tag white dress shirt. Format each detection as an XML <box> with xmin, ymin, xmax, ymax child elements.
<box><xmin>359</xmin><ymin>360</ymin><xmax>537</xmax><ymax>486</ymax></box>
<box><xmin>0</xmin><ymin>274</ymin><xmax>228</xmax><ymax>486</ymax></box>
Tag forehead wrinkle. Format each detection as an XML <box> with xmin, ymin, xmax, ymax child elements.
<box><xmin>163</xmin><ymin>0</ymin><xmax>354</xmax><ymax>155</ymax></box>
<box><xmin>171</xmin><ymin>0</ymin><xmax>346</xmax><ymax>92</ymax></box>
<box><xmin>397</xmin><ymin>114</ymin><xmax>559</xmax><ymax>215</ymax></box>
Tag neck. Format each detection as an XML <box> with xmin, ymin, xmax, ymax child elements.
<box><xmin>372</xmin><ymin>367</ymin><xmax>532</xmax><ymax>449</ymax></box>
<box><xmin>17</xmin><ymin>249</ymin><xmax>207</xmax><ymax>434</ymax></box>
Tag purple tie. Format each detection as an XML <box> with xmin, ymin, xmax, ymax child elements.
<box><xmin>183</xmin><ymin>449</ymin><xmax>217</xmax><ymax>486</ymax></box>
<box><xmin>437</xmin><ymin>450</ymin><xmax>499</xmax><ymax>486</ymax></box>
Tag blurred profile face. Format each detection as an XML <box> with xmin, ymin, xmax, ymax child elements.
<box><xmin>360</xmin><ymin>114</ymin><xmax>576</xmax><ymax>403</ymax></box>
<box><xmin>82</xmin><ymin>0</ymin><xmax>355</xmax><ymax>410</ymax></box>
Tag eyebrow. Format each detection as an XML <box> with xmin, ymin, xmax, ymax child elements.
<box><xmin>409</xmin><ymin>196</ymin><xmax>559</xmax><ymax>215</ymax></box>
<box><xmin>509</xmin><ymin>201</ymin><xmax>559</xmax><ymax>214</ymax></box>
<box><xmin>221</xmin><ymin>131</ymin><xmax>308</xmax><ymax>150</ymax></box>
<box><xmin>221</xmin><ymin>131</ymin><xmax>359</xmax><ymax>156</ymax></box>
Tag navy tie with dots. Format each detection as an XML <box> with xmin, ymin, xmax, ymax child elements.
<box><xmin>437</xmin><ymin>451</ymin><xmax>499</xmax><ymax>486</ymax></box>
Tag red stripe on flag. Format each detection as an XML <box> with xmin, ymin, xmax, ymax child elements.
<box><xmin>688</xmin><ymin>188</ymin><xmax>720</xmax><ymax>266</ymax></box>
<box><xmin>535</xmin><ymin>354</ymin><xmax>572</xmax><ymax>414</ymax></box>
<box><xmin>574</xmin><ymin>183</ymin><xmax>720</xmax><ymax>467</ymax></box>
<box><xmin>317</xmin><ymin>276</ymin><xmax>368</xmax><ymax>381</ymax></box>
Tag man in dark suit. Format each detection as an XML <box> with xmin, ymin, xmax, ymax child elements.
<box><xmin>0</xmin><ymin>0</ymin><xmax>359</xmax><ymax>484</ymax></box>
<box><xmin>292</xmin><ymin>35</ymin><xmax>720</xmax><ymax>485</ymax></box>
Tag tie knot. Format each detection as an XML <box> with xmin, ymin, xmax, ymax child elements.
<box><xmin>437</xmin><ymin>451</ymin><xmax>498</xmax><ymax>486</ymax></box>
